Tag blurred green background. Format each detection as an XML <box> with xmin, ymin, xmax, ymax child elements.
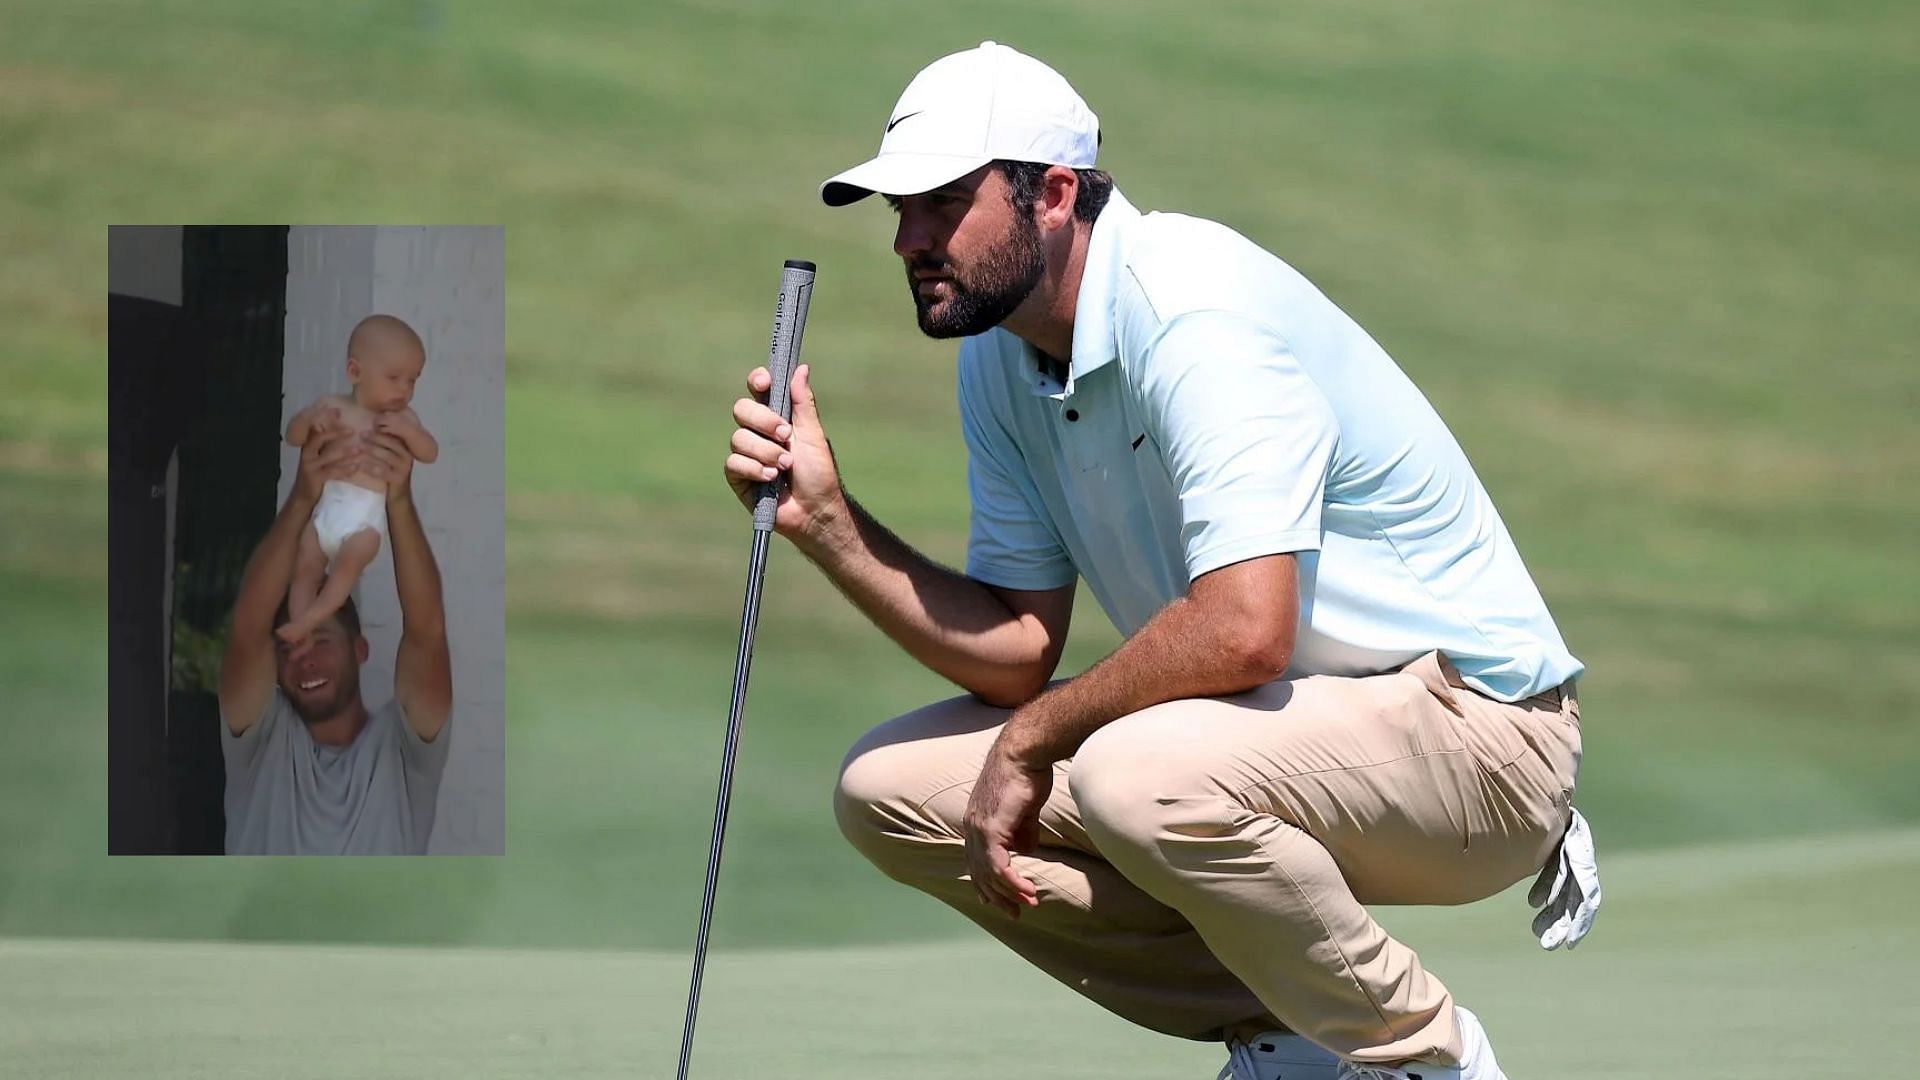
<box><xmin>5</xmin><ymin>0</ymin><xmax>1918</xmax><ymax>1076</ymax></box>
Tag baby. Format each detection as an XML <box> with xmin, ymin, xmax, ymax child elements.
<box><xmin>278</xmin><ymin>314</ymin><xmax>439</xmax><ymax>648</ymax></box>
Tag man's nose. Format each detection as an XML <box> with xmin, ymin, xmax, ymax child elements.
<box><xmin>893</xmin><ymin>207</ymin><xmax>933</xmax><ymax>260</ymax></box>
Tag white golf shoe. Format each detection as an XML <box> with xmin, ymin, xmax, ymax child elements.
<box><xmin>1216</xmin><ymin>1030</ymin><xmax>1341</xmax><ymax>1080</ymax></box>
<box><xmin>1332</xmin><ymin>1007</ymin><xmax>1507</xmax><ymax>1080</ymax></box>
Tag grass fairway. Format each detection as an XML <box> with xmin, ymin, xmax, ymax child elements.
<box><xmin>7</xmin><ymin>828</ymin><xmax>1916</xmax><ymax>1078</ymax></box>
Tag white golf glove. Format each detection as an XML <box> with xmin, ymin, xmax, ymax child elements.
<box><xmin>1528</xmin><ymin>806</ymin><xmax>1601</xmax><ymax>950</ymax></box>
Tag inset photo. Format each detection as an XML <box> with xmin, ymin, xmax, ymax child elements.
<box><xmin>107</xmin><ymin>225</ymin><xmax>504</xmax><ymax>855</ymax></box>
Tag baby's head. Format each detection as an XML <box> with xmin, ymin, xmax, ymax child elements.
<box><xmin>345</xmin><ymin>314</ymin><xmax>426</xmax><ymax>412</ymax></box>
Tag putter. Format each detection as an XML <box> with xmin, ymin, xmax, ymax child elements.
<box><xmin>675</xmin><ymin>259</ymin><xmax>816</xmax><ymax>1080</ymax></box>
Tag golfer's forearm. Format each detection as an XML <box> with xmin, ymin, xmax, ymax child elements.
<box><xmin>795</xmin><ymin>495</ymin><xmax>1050</xmax><ymax>701</ymax></box>
<box><xmin>386</xmin><ymin>490</ymin><xmax>446</xmax><ymax>638</ymax></box>
<box><xmin>998</xmin><ymin>592</ymin><xmax>1287</xmax><ymax>766</ymax></box>
<box><xmin>232</xmin><ymin>489</ymin><xmax>317</xmax><ymax>634</ymax></box>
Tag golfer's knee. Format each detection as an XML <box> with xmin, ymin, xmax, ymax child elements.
<box><xmin>833</xmin><ymin>727</ymin><xmax>942</xmax><ymax>877</ymax></box>
<box><xmin>1070</xmin><ymin>715</ymin><xmax>1231</xmax><ymax>864</ymax></box>
<box><xmin>1067</xmin><ymin>720</ymin><xmax>1152</xmax><ymax>838</ymax></box>
<box><xmin>832</xmin><ymin>747</ymin><xmax>894</xmax><ymax>856</ymax></box>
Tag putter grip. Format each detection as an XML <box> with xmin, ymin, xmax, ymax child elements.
<box><xmin>753</xmin><ymin>259</ymin><xmax>815</xmax><ymax>532</ymax></box>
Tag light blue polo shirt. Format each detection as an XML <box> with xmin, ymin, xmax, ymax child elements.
<box><xmin>958</xmin><ymin>189</ymin><xmax>1581</xmax><ymax>701</ymax></box>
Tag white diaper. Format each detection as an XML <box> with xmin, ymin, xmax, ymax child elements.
<box><xmin>312</xmin><ymin>480</ymin><xmax>388</xmax><ymax>559</ymax></box>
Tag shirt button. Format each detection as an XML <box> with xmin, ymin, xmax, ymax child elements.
<box><xmin>1064</xmin><ymin>409</ymin><xmax>1079</xmax><ymax>422</ymax></box>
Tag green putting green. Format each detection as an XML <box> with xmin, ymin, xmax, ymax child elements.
<box><xmin>5</xmin><ymin>828</ymin><xmax>1915</xmax><ymax>1077</ymax></box>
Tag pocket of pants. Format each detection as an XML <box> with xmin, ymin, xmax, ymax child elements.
<box><xmin>1461</xmin><ymin>713</ymin><xmax>1531</xmax><ymax>773</ymax></box>
<box><xmin>1479</xmin><ymin>711</ymin><xmax>1579</xmax><ymax>848</ymax></box>
<box><xmin>1542</xmin><ymin>710</ymin><xmax>1582</xmax><ymax>801</ymax></box>
<box><xmin>1403</xmin><ymin>652</ymin><xmax>1528</xmax><ymax>771</ymax></box>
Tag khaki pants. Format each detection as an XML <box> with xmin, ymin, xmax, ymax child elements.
<box><xmin>834</xmin><ymin>652</ymin><xmax>1580</xmax><ymax>1067</ymax></box>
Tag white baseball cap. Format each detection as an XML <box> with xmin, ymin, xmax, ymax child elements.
<box><xmin>819</xmin><ymin>41</ymin><xmax>1100</xmax><ymax>207</ymax></box>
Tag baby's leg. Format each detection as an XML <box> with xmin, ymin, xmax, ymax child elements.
<box><xmin>277</xmin><ymin>528</ymin><xmax>382</xmax><ymax>643</ymax></box>
<box><xmin>286</xmin><ymin>523</ymin><xmax>327</xmax><ymax>623</ymax></box>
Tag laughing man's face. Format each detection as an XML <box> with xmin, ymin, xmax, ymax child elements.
<box><xmin>275</xmin><ymin>618</ymin><xmax>367</xmax><ymax>723</ymax></box>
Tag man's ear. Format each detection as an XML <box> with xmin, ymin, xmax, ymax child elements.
<box><xmin>1041</xmin><ymin>165</ymin><xmax>1078</xmax><ymax>232</ymax></box>
<box><xmin>355</xmin><ymin>636</ymin><xmax>370</xmax><ymax>665</ymax></box>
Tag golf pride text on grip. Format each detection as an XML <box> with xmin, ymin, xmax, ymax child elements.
<box><xmin>754</xmin><ymin>259</ymin><xmax>816</xmax><ymax>532</ymax></box>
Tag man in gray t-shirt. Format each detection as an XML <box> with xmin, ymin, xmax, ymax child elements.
<box><xmin>217</xmin><ymin>419</ymin><xmax>453</xmax><ymax>855</ymax></box>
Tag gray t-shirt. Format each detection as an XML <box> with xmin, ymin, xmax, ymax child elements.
<box><xmin>221</xmin><ymin>690</ymin><xmax>451</xmax><ymax>855</ymax></box>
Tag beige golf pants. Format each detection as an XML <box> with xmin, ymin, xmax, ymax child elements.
<box><xmin>834</xmin><ymin>651</ymin><xmax>1580</xmax><ymax>1066</ymax></box>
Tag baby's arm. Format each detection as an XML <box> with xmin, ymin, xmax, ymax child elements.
<box><xmin>379</xmin><ymin>408</ymin><xmax>440</xmax><ymax>464</ymax></box>
<box><xmin>286</xmin><ymin>396</ymin><xmax>349</xmax><ymax>446</ymax></box>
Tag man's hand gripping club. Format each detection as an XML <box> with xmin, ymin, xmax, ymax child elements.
<box><xmin>726</xmin><ymin>363</ymin><xmax>846</xmax><ymax>548</ymax></box>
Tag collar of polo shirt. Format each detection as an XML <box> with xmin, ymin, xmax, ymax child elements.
<box><xmin>1009</xmin><ymin>188</ymin><xmax>1140</xmax><ymax>400</ymax></box>
<box><xmin>1064</xmin><ymin>188</ymin><xmax>1138</xmax><ymax>387</ymax></box>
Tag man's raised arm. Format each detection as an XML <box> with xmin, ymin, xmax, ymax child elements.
<box><xmin>369</xmin><ymin>431</ymin><xmax>452</xmax><ymax>742</ymax></box>
<box><xmin>218</xmin><ymin>428</ymin><xmax>358</xmax><ymax>735</ymax></box>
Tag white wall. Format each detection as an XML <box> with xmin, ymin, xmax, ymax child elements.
<box><xmin>281</xmin><ymin>226</ymin><xmax>506</xmax><ymax>854</ymax></box>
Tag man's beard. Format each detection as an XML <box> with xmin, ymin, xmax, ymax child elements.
<box><xmin>285</xmin><ymin>665</ymin><xmax>360</xmax><ymax>724</ymax></box>
<box><xmin>907</xmin><ymin>208</ymin><xmax>1046</xmax><ymax>339</ymax></box>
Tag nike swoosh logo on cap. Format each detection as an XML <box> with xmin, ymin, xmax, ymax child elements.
<box><xmin>885</xmin><ymin>110</ymin><xmax>923</xmax><ymax>133</ymax></box>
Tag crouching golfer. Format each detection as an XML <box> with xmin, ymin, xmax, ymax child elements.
<box><xmin>726</xmin><ymin>42</ymin><xmax>1598</xmax><ymax>1080</ymax></box>
<box><xmin>219</xmin><ymin>424</ymin><xmax>452</xmax><ymax>855</ymax></box>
